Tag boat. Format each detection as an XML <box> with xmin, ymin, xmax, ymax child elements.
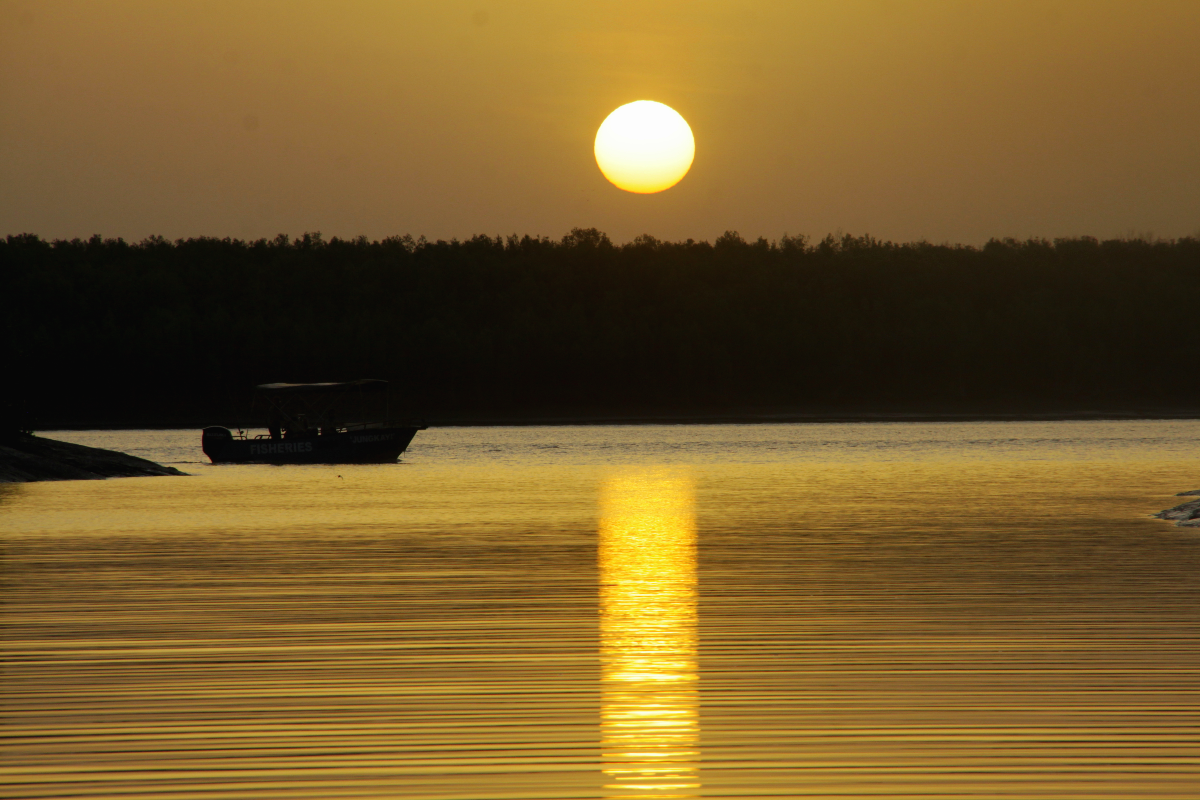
<box><xmin>202</xmin><ymin>379</ymin><xmax>425</xmax><ymax>464</ymax></box>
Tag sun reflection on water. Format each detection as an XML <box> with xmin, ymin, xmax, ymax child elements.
<box><xmin>599</xmin><ymin>470</ymin><xmax>699</xmax><ymax>799</ymax></box>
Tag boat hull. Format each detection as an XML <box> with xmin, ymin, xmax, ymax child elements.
<box><xmin>202</xmin><ymin>426</ymin><xmax>421</xmax><ymax>464</ymax></box>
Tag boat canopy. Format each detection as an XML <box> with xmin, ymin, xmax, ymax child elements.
<box><xmin>255</xmin><ymin>379</ymin><xmax>388</xmax><ymax>394</ymax></box>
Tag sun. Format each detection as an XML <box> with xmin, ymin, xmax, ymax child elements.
<box><xmin>594</xmin><ymin>101</ymin><xmax>695</xmax><ymax>194</ymax></box>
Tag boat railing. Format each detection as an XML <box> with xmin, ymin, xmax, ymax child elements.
<box><xmin>342</xmin><ymin>421</ymin><xmax>387</xmax><ymax>431</ymax></box>
<box><xmin>231</xmin><ymin>422</ymin><xmax>389</xmax><ymax>441</ymax></box>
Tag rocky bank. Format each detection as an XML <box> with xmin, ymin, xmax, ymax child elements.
<box><xmin>0</xmin><ymin>434</ymin><xmax>185</xmax><ymax>483</ymax></box>
<box><xmin>1154</xmin><ymin>490</ymin><xmax>1200</xmax><ymax>528</ymax></box>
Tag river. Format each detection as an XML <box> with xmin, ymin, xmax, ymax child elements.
<box><xmin>3</xmin><ymin>421</ymin><xmax>1199</xmax><ymax>799</ymax></box>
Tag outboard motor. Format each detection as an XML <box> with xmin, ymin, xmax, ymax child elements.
<box><xmin>201</xmin><ymin>426</ymin><xmax>233</xmax><ymax>463</ymax></box>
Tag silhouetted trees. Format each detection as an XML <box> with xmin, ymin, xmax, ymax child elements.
<box><xmin>3</xmin><ymin>229</ymin><xmax>1198</xmax><ymax>425</ymax></box>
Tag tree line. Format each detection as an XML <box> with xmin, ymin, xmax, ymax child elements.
<box><xmin>3</xmin><ymin>229</ymin><xmax>1198</xmax><ymax>427</ymax></box>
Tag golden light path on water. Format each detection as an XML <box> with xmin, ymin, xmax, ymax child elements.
<box><xmin>599</xmin><ymin>471</ymin><xmax>698</xmax><ymax>799</ymax></box>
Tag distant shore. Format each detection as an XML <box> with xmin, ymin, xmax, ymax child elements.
<box><xmin>36</xmin><ymin>408</ymin><xmax>1200</xmax><ymax>431</ymax></box>
<box><xmin>10</xmin><ymin>234</ymin><xmax>1200</xmax><ymax>438</ymax></box>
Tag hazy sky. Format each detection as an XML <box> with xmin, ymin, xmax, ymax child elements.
<box><xmin>2</xmin><ymin>0</ymin><xmax>1198</xmax><ymax>244</ymax></box>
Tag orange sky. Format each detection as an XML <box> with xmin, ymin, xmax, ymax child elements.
<box><xmin>2</xmin><ymin>0</ymin><xmax>1198</xmax><ymax>244</ymax></box>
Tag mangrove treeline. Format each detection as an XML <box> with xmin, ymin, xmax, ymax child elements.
<box><xmin>4</xmin><ymin>229</ymin><xmax>1198</xmax><ymax>427</ymax></box>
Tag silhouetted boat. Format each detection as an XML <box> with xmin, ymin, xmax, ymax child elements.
<box><xmin>202</xmin><ymin>379</ymin><xmax>424</xmax><ymax>464</ymax></box>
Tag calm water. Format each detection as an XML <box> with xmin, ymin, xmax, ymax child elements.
<box><xmin>3</xmin><ymin>421</ymin><xmax>1200</xmax><ymax>799</ymax></box>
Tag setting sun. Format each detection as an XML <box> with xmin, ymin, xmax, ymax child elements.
<box><xmin>594</xmin><ymin>101</ymin><xmax>695</xmax><ymax>194</ymax></box>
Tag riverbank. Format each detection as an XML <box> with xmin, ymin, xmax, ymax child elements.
<box><xmin>33</xmin><ymin>407</ymin><xmax>1200</xmax><ymax>430</ymax></box>
<box><xmin>0</xmin><ymin>434</ymin><xmax>185</xmax><ymax>482</ymax></box>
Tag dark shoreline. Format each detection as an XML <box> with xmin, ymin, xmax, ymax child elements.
<box><xmin>11</xmin><ymin>233</ymin><xmax>1200</xmax><ymax>433</ymax></box>
<box><xmin>38</xmin><ymin>408</ymin><xmax>1200</xmax><ymax>431</ymax></box>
